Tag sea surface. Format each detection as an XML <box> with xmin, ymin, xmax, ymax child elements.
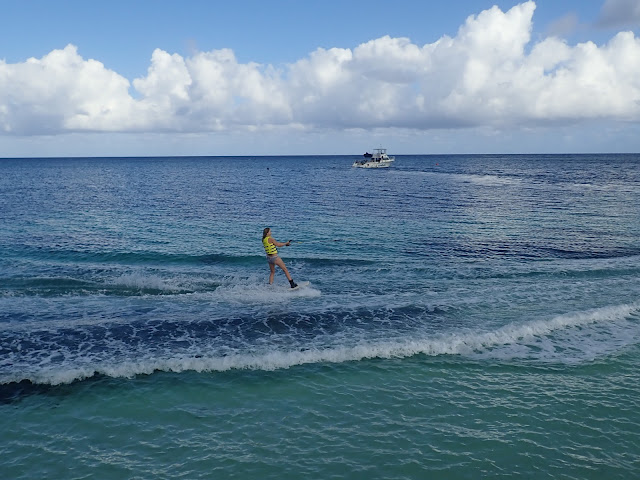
<box><xmin>1</xmin><ymin>154</ymin><xmax>639</xmax><ymax>479</ymax></box>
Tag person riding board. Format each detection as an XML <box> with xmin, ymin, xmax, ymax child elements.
<box><xmin>262</xmin><ymin>227</ymin><xmax>298</xmax><ymax>288</ymax></box>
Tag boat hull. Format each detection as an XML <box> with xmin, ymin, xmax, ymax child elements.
<box><xmin>352</xmin><ymin>161</ymin><xmax>392</xmax><ymax>168</ymax></box>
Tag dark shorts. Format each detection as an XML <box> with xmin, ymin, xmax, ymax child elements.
<box><xmin>267</xmin><ymin>255</ymin><xmax>279</xmax><ymax>265</ymax></box>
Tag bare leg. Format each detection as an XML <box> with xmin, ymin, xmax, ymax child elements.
<box><xmin>274</xmin><ymin>257</ymin><xmax>292</xmax><ymax>281</ymax></box>
<box><xmin>268</xmin><ymin>263</ymin><xmax>275</xmax><ymax>284</ymax></box>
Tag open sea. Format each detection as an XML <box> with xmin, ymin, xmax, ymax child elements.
<box><xmin>1</xmin><ymin>153</ymin><xmax>639</xmax><ymax>479</ymax></box>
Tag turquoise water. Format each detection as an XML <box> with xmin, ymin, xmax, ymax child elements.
<box><xmin>1</xmin><ymin>155</ymin><xmax>640</xmax><ymax>478</ymax></box>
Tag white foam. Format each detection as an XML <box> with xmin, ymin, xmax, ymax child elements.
<box><xmin>180</xmin><ymin>303</ymin><xmax>638</xmax><ymax>369</ymax></box>
<box><xmin>470</xmin><ymin>303</ymin><xmax>640</xmax><ymax>363</ymax></box>
<box><xmin>3</xmin><ymin>302</ymin><xmax>637</xmax><ymax>386</ymax></box>
<box><xmin>211</xmin><ymin>281</ymin><xmax>321</xmax><ymax>304</ymax></box>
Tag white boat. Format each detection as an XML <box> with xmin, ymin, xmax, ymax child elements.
<box><xmin>352</xmin><ymin>148</ymin><xmax>395</xmax><ymax>168</ymax></box>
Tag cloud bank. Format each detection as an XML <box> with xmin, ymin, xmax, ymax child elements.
<box><xmin>1</xmin><ymin>1</ymin><xmax>640</xmax><ymax>137</ymax></box>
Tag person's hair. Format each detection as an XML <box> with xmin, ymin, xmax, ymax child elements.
<box><xmin>262</xmin><ymin>227</ymin><xmax>271</xmax><ymax>239</ymax></box>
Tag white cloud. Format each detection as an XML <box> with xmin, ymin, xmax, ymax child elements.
<box><xmin>0</xmin><ymin>45</ymin><xmax>135</xmax><ymax>134</ymax></box>
<box><xmin>185</xmin><ymin>49</ymin><xmax>291</xmax><ymax>127</ymax></box>
<box><xmin>1</xmin><ymin>1</ymin><xmax>640</xmax><ymax>138</ymax></box>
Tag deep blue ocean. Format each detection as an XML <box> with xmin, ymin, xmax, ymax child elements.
<box><xmin>1</xmin><ymin>154</ymin><xmax>639</xmax><ymax>478</ymax></box>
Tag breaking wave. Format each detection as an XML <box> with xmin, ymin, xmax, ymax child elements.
<box><xmin>2</xmin><ymin>302</ymin><xmax>637</xmax><ymax>386</ymax></box>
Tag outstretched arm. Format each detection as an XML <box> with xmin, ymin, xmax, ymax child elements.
<box><xmin>269</xmin><ymin>237</ymin><xmax>291</xmax><ymax>248</ymax></box>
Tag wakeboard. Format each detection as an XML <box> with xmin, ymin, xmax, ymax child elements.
<box><xmin>290</xmin><ymin>281</ymin><xmax>310</xmax><ymax>291</ymax></box>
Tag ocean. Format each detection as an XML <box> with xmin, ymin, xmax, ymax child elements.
<box><xmin>1</xmin><ymin>154</ymin><xmax>639</xmax><ymax>479</ymax></box>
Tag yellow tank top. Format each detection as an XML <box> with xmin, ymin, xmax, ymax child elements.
<box><xmin>263</xmin><ymin>236</ymin><xmax>277</xmax><ymax>255</ymax></box>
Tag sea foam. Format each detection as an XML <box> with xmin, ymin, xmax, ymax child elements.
<box><xmin>3</xmin><ymin>302</ymin><xmax>637</xmax><ymax>386</ymax></box>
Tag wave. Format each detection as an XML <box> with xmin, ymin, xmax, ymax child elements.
<box><xmin>0</xmin><ymin>272</ymin><xmax>214</xmax><ymax>298</ymax></box>
<box><xmin>539</xmin><ymin>246</ymin><xmax>640</xmax><ymax>261</ymax></box>
<box><xmin>13</xmin><ymin>248</ymin><xmax>264</xmax><ymax>267</ymax></box>
<box><xmin>409</xmin><ymin>239</ymin><xmax>640</xmax><ymax>263</ymax></box>
<box><xmin>2</xmin><ymin>302</ymin><xmax>637</xmax><ymax>387</ymax></box>
<box><xmin>1</xmin><ymin>250</ymin><xmax>373</xmax><ymax>299</ymax></box>
<box><xmin>10</xmin><ymin>246</ymin><xmax>374</xmax><ymax>270</ymax></box>
<box><xmin>0</xmin><ymin>271</ymin><xmax>329</xmax><ymax>301</ymax></box>
<box><xmin>413</xmin><ymin>256</ymin><xmax>640</xmax><ymax>282</ymax></box>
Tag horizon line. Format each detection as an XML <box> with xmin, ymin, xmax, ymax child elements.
<box><xmin>1</xmin><ymin>152</ymin><xmax>639</xmax><ymax>160</ymax></box>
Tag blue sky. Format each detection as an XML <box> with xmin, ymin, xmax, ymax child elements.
<box><xmin>1</xmin><ymin>0</ymin><xmax>639</xmax><ymax>156</ymax></box>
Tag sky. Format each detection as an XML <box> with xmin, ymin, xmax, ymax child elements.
<box><xmin>1</xmin><ymin>0</ymin><xmax>639</xmax><ymax>157</ymax></box>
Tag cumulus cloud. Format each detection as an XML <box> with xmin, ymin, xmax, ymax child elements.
<box><xmin>0</xmin><ymin>45</ymin><xmax>136</xmax><ymax>134</ymax></box>
<box><xmin>1</xmin><ymin>0</ymin><xmax>640</xmax><ymax>137</ymax></box>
